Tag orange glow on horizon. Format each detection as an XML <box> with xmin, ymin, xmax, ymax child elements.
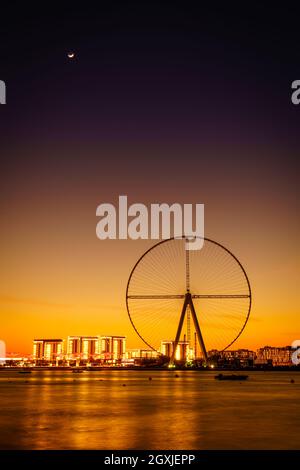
<box><xmin>1</xmin><ymin>145</ymin><xmax>299</xmax><ymax>354</ymax></box>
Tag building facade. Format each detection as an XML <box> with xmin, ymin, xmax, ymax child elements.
<box><xmin>161</xmin><ymin>340</ymin><xmax>190</xmax><ymax>361</ymax></box>
<box><xmin>33</xmin><ymin>339</ymin><xmax>64</xmax><ymax>365</ymax></box>
<box><xmin>255</xmin><ymin>346</ymin><xmax>293</xmax><ymax>366</ymax></box>
<box><xmin>67</xmin><ymin>336</ymin><xmax>100</xmax><ymax>362</ymax></box>
<box><xmin>100</xmin><ymin>335</ymin><xmax>126</xmax><ymax>362</ymax></box>
<box><xmin>208</xmin><ymin>348</ymin><xmax>256</xmax><ymax>367</ymax></box>
<box><xmin>126</xmin><ymin>349</ymin><xmax>158</xmax><ymax>360</ymax></box>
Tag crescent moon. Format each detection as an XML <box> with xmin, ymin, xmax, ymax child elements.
<box><xmin>68</xmin><ymin>52</ymin><xmax>75</xmax><ymax>59</ymax></box>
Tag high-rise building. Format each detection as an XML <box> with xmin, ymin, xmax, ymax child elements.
<box><xmin>67</xmin><ymin>336</ymin><xmax>81</xmax><ymax>358</ymax></box>
<box><xmin>161</xmin><ymin>340</ymin><xmax>190</xmax><ymax>361</ymax></box>
<box><xmin>100</xmin><ymin>335</ymin><xmax>126</xmax><ymax>362</ymax></box>
<box><xmin>67</xmin><ymin>336</ymin><xmax>100</xmax><ymax>361</ymax></box>
<box><xmin>33</xmin><ymin>339</ymin><xmax>64</xmax><ymax>364</ymax></box>
<box><xmin>81</xmin><ymin>336</ymin><xmax>100</xmax><ymax>360</ymax></box>
<box><xmin>0</xmin><ymin>340</ymin><xmax>6</xmax><ymax>365</ymax></box>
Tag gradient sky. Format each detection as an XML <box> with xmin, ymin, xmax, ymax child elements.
<box><xmin>0</xmin><ymin>3</ymin><xmax>299</xmax><ymax>354</ymax></box>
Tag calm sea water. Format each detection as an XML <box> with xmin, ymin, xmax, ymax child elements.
<box><xmin>0</xmin><ymin>370</ymin><xmax>299</xmax><ymax>450</ymax></box>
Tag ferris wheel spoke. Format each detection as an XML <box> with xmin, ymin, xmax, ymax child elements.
<box><xmin>128</xmin><ymin>294</ymin><xmax>250</xmax><ymax>299</ymax></box>
<box><xmin>192</xmin><ymin>294</ymin><xmax>250</xmax><ymax>299</ymax></box>
<box><xmin>127</xmin><ymin>295</ymin><xmax>185</xmax><ymax>299</ymax></box>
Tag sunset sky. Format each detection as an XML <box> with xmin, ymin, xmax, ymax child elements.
<box><xmin>0</xmin><ymin>3</ymin><xmax>299</xmax><ymax>354</ymax></box>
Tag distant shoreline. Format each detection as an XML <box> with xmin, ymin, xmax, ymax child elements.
<box><xmin>0</xmin><ymin>366</ymin><xmax>299</xmax><ymax>372</ymax></box>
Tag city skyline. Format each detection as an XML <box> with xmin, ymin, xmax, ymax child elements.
<box><xmin>1</xmin><ymin>225</ymin><xmax>299</xmax><ymax>355</ymax></box>
<box><xmin>1</xmin><ymin>331</ymin><xmax>297</xmax><ymax>362</ymax></box>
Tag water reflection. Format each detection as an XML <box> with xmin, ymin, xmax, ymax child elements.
<box><xmin>0</xmin><ymin>371</ymin><xmax>299</xmax><ymax>449</ymax></box>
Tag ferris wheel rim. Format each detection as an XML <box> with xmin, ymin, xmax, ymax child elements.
<box><xmin>125</xmin><ymin>236</ymin><xmax>252</xmax><ymax>353</ymax></box>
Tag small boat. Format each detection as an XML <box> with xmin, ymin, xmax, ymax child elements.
<box><xmin>18</xmin><ymin>369</ymin><xmax>32</xmax><ymax>374</ymax></box>
<box><xmin>215</xmin><ymin>373</ymin><xmax>248</xmax><ymax>381</ymax></box>
<box><xmin>72</xmin><ymin>369</ymin><xmax>83</xmax><ymax>373</ymax></box>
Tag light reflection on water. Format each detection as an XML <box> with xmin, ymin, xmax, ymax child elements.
<box><xmin>0</xmin><ymin>370</ymin><xmax>299</xmax><ymax>449</ymax></box>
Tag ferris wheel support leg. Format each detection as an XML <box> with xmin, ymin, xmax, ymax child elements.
<box><xmin>169</xmin><ymin>294</ymin><xmax>190</xmax><ymax>365</ymax></box>
<box><xmin>189</xmin><ymin>297</ymin><xmax>208</xmax><ymax>362</ymax></box>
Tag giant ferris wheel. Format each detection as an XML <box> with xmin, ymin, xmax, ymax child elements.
<box><xmin>126</xmin><ymin>237</ymin><xmax>251</xmax><ymax>363</ymax></box>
